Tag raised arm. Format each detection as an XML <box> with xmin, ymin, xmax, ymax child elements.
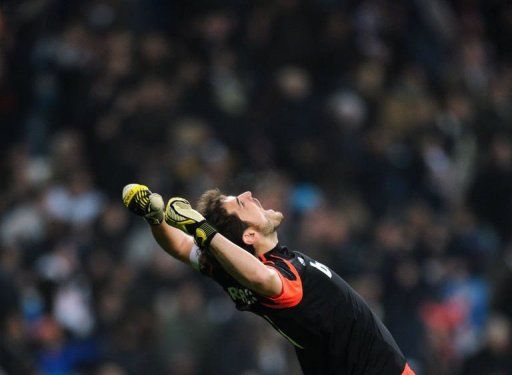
<box><xmin>165</xmin><ymin>197</ymin><xmax>282</xmax><ymax>296</ymax></box>
<box><xmin>208</xmin><ymin>234</ymin><xmax>281</xmax><ymax>296</ymax></box>
<box><xmin>122</xmin><ymin>184</ymin><xmax>195</xmax><ymax>265</ymax></box>
<box><xmin>150</xmin><ymin>223</ymin><xmax>195</xmax><ymax>265</ymax></box>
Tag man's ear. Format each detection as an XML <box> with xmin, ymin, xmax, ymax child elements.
<box><xmin>242</xmin><ymin>227</ymin><xmax>258</xmax><ymax>246</ymax></box>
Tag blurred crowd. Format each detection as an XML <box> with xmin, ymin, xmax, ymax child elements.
<box><xmin>1</xmin><ymin>0</ymin><xmax>512</xmax><ymax>374</ymax></box>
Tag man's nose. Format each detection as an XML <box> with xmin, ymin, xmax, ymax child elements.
<box><xmin>240</xmin><ymin>191</ymin><xmax>252</xmax><ymax>200</ymax></box>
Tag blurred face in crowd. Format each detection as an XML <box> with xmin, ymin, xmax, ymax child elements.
<box><xmin>223</xmin><ymin>191</ymin><xmax>283</xmax><ymax>236</ymax></box>
<box><xmin>487</xmin><ymin>315</ymin><xmax>511</xmax><ymax>352</ymax></box>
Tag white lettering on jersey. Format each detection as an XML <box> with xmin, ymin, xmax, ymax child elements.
<box><xmin>310</xmin><ymin>260</ymin><xmax>332</xmax><ymax>278</ymax></box>
<box><xmin>297</xmin><ymin>256</ymin><xmax>306</xmax><ymax>266</ymax></box>
<box><xmin>227</xmin><ymin>287</ymin><xmax>258</xmax><ymax>305</ymax></box>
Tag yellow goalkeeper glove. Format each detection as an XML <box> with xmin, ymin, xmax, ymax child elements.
<box><xmin>165</xmin><ymin>197</ymin><xmax>218</xmax><ymax>248</ymax></box>
<box><xmin>122</xmin><ymin>184</ymin><xmax>164</xmax><ymax>225</ymax></box>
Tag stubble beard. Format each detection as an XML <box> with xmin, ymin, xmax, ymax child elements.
<box><xmin>260</xmin><ymin>209</ymin><xmax>284</xmax><ymax>236</ymax></box>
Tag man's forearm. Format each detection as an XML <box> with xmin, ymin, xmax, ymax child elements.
<box><xmin>150</xmin><ymin>222</ymin><xmax>194</xmax><ymax>264</ymax></box>
<box><xmin>209</xmin><ymin>234</ymin><xmax>281</xmax><ymax>296</ymax></box>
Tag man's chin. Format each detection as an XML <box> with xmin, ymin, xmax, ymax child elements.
<box><xmin>266</xmin><ymin>209</ymin><xmax>284</xmax><ymax>228</ymax></box>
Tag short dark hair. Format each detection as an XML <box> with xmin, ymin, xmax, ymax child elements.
<box><xmin>197</xmin><ymin>189</ymin><xmax>255</xmax><ymax>254</ymax></box>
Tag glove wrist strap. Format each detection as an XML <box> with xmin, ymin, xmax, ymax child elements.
<box><xmin>195</xmin><ymin>221</ymin><xmax>218</xmax><ymax>248</ymax></box>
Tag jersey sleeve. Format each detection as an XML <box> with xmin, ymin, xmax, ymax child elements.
<box><xmin>190</xmin><ymin>245</ymin><xmax>227</xmax><ymax>283</ymax></box>
<box><xmin>189</xmin><ymin>244</ymin><xmax>202</xmax><ymax>270</ymax></box>
<box><xmin>189</xmin><ymin>244</ymin><xmax>216</xmax><ymax>277</ymax></box>
<box><xmin>260</xmin><ymin>257</ymin><xmax>303</xmax><ymax>309</ymax></box>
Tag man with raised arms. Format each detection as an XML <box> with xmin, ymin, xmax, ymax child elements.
<box><xmin>122</xmin><ymin>183</ymin><xmax>415</xmax><ymax>375</ymax></box>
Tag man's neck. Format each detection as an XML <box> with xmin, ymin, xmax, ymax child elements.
<box><xmin>254</xmin><ymin>231</ymin><xmax>279</xmax><ymax>256</ymax></box>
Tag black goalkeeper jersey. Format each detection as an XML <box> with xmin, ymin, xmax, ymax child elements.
<box><xmin>197</xmin><ymin>244</ymin><xmax>407</xmax><ymax>375</ymax></box>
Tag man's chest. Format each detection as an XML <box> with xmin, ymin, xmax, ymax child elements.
<box><xmin>224</xmin><ymin>284</ymin><xmax>260</xmax><ymax>310</ymax></box>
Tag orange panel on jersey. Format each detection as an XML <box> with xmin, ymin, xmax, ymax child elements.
<box><xmin>260</xmin><ymin>258</ymin><xmax>303</xmax><ymax>309</ymax></box>
<box><xmin>402</xmin><ymin>363</ymin><xmax>415</xmax><ymax>375</ymax></box>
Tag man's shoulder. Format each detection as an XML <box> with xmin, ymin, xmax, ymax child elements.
<box><xmin>260</xmin><ymin>245</ymin><xmax>309</xmax><ymax>279</ymax></box>
<box><xmin>270</xmin><ymin>246</ymin><xmax>314</xmax><ymax>268</ymax></box>
<box><xmin>267</xmin><ymin>245</ymin><xmax>340</xmax><ymax>284</ymax></box>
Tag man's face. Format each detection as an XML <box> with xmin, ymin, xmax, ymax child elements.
<box><xmin>223</xmin><ymin>191</ymin><xmax>283</xmax><ymax>235</ymax></box>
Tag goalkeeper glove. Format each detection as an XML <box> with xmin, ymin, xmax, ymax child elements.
<box><xmin>122</xmin><ymin>184</ymin><xmax>164</xmax><ymax>225</ymax></box>
<box><xmin>165</xmin><ymin>197</ymin><xmax>218</xmax><ymax>248</ymax></box>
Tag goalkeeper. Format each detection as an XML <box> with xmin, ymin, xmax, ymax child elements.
<box><xmin>122</xmin><ymin>184</ymin><xmax>415</xmax><ymax>375</ymax></box>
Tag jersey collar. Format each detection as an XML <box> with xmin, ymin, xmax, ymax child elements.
<box><xmin>257</xmin><ymin>243</ymin><xmax>283</xmax><ymax>262</ymax></box>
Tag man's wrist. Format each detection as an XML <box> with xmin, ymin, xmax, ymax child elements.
<box><xmin>194</xmin><ymin>221</ymin><xmax>218</xmax><ymax>248</ymax></box>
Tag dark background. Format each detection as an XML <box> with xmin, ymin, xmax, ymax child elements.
<box><xmin>1</xmin><ymin>1</ymin><xmax>512</xmax><ymax>374</ymax></box>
